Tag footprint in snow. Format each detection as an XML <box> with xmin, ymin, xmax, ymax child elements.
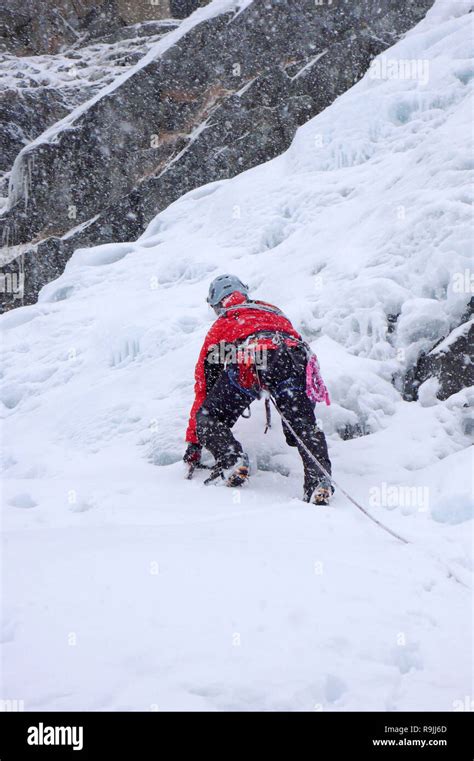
<box><xmin>0</xmin><ymin>616</ymin><xmax>19</xmax><ymax>643</ymax></box>
<box><xmin>390</xmin><ymin>642</ymin><xmax>423</xmax><ymax>674</ymax></box>
<box><xmin>0</xmin><ymin>386</ymin><xmax>24</xmax><ymax>409</ymax></box>
<box><xmin>187</xmin><ymin>683</ymin><xmax>224</xmax><ymax>699</ymax></box>
<box><xmin>9</xmin><ymin>493</ymin><xmax>37</xmax><ymax>509</ymax></box>
<box><xmin>69</xmin><ymin>497</ymin><xmax>97</xmax><ymax>513</ymax></box>
<box><xmin>324</xmin><ymin>673</ymin><xmax>347</xmax><ymax>703</ymax></box>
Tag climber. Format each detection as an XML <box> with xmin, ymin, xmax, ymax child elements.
<box><xmin>183</xmin><ymin>274</ymin><xmax>333</xmax><ymax>504</ymax></box>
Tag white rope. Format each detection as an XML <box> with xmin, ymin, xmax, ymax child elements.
<box><xmin>269</xmin><ymin>395</ymin><xmax>410</xmax><ymax>545</ymax></box>
<box><xmin>272</xmin><ymin>396</ymin><xmax>474</xmax><ymax>589</ymax></box>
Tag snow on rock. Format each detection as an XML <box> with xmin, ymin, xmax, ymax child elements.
<box><xmin>0</xmin><ymin>0</ymin><xmax>472</xmax><ymax>711</ymax></box>
<box><xmin>0</xmin><ymin>21</ymin><xmax>181</xmax><ymax>186</ymax></box>
<box><xmin>0</xmin><ymin>23</ymin><xmax>178</xmax><ymax>96</ymax></box>
<box><xmin>6</xmin><ymin>0</ymin><xmax>250</xmax><ymax>168</ymax></box>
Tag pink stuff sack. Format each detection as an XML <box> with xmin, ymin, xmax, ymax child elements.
<box><xmin>306</xmin><ymin>353</ymin><xmax>331</xmax><ymax>406</ymax></box>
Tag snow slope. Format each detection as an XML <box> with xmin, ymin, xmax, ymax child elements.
<box><xmin>1</xmin><ymin>0</ymin><xmax>472</xmax><ymax>711</ymax></box>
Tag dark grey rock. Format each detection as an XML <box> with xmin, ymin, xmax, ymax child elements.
<box><xmin>0</xmin><ymin>87</ymin><xmax>78</xmax><ymax>174</ymax></box>
<box><xmin>403</xmin><ymin>300</ymin><xmax>474</xmax><ymax>402</ymax></box>
<box><xmin>170</xmin><ymin>1</ymin><xmax>209</xmax><ymax>19</ymax></box>
<box><xmin>93</xmin><ymin>20</ymin><xmax>179</xmax><ymax>46</ymax></box>
<box><xmin>0</xmin><ymin>20</ymin><xmax>178</xmax><ymax>177</ymax></box>
<box><xmin>0</xmin><ymin>0</ymin><xmax>189</xmax><ymax>55</ymax></box>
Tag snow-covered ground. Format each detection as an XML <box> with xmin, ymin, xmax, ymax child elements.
<box><xmin>1</xmin><ymin>0</ymin><xmax>472</xmax><ymax>711</ymax></box>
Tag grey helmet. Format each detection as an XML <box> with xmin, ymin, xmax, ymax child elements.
<box><xmin>206</xmin><ymin>274</ymin><xmax>249</xmax><ymax>308</ymax></box>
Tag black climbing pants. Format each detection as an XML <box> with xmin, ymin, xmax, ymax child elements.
<box><xmin>196</xmin><ymin>345</ymin><xmax>331</xmax><ymax>490</ymax></box>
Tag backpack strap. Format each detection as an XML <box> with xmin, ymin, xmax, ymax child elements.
<box><xmin>220</xmin><ymin>299</ymin><xmax>286</xmax><ymax>318</ymax></box>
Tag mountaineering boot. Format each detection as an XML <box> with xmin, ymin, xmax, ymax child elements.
<box><xmin>204</xmin><ymin>453</ymin><xmax>250</xmax><ymax>487</ymax></box>
<box><xmin>225</xmin><ymin>453</ymin><xmax>250</xmax><ymax>487</ymax></box>
<box><xmin>304</xmin><ymin>476</ymin><xmax>334</xmax><ymax>505</ymax></box>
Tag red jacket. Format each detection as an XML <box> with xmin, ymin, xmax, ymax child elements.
<box><xmin>185</xmin><ymin>292</ymin><xmax>301</xmax><ymax>443</ymax></box>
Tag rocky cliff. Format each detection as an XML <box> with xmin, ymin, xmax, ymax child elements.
<box><xmin>0</xmin><ymin>0</ymin><xmax>207</xmax><ymax>55</ymax></box>
<box><xmin>0</xmin><ymin>20</ymin><xmax>179</xmax><ymax>181</ymax></box>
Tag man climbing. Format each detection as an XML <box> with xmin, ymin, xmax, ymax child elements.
<box><xmin>183</xmin><ymin>274</ymin><xmax>334</xmax><ymax>505</ymax></box>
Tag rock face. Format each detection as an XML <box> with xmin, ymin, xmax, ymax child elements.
<box><xmin>0</xmin><ymin>0</ymin><xmax>435</xmax><ymax>312</ymax></box>
<box><xmin>0</xmin><ymin>0</ymin><xmax>206</xmax><ymax>55</ymax></box>
<box><xmin>0</xmin><ymin>21</ymin><xmax>179</xmax><ymax>179</ymax></box>
<box><xmin>404</xmin><ymin>300</ymin><xmax>474</xmax><ymax>404</ymax></box>
<box><xmin>0</xmin><ymin>1</ymin><xmax>127</xmax><ymax>56</ymax></box>
<box><xmin>0</xmin><ymin>88</ymin><xmax>72</xmax><ymax>175</ymax></box>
